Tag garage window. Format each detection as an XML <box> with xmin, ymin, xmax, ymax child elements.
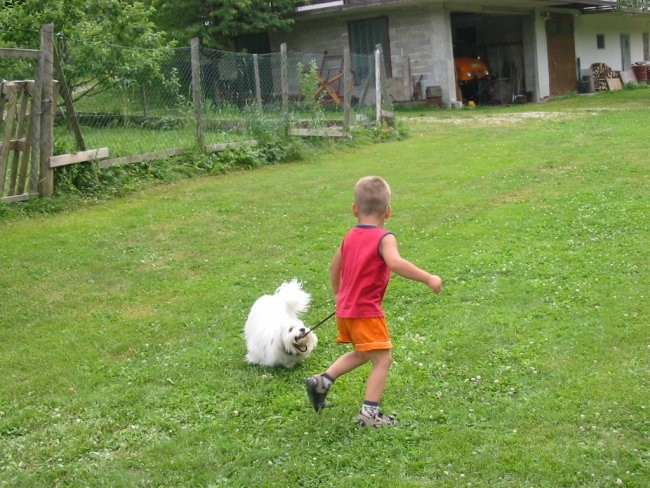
<box><xmin>597</xmin><ymin>34</ymin><xmax>605</xmax><ymax>50</ymax></box>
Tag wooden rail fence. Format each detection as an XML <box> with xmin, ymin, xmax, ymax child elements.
<box><xmin>2</xmin><ymin>27</ymin><xmax>391</xmax><ymax>203</ymax></box>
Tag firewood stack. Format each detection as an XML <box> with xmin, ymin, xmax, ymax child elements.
<box><xmin>590</xmin><ymin>63</ymin><xmax>618</xmax><ymax>91</ymax></box>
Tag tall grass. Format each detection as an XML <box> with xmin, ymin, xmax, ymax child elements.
<box><xmin>1</xmin><ymin>88</ymin><xmax>648</xmax><ymax>487</ymax></box>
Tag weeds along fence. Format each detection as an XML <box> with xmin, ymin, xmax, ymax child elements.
<box><xmin>1</xmin><ymin>25</ymin><xmax>393</xmax><ymax>202</ymax></box>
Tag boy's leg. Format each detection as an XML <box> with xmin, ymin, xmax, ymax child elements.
<box><xmin>326</xmin><ymin>351</ymin><xmax>370</xmax><ymax>379</ymax></box>
<box><xmin>305</xmin><ymin>373</ymin><xmax>334</xmax><ymax>412</ymax></box>
<box><xmin>305</xmin><ymin>351</ymin><xmax>369</xmax><ymax>412</ymax></box>
<box><xmin>356</xmin><ymin>349</ymin><xmax>397</xmax><ymax>426</ymax></box>
<box><xmin>363</xmin><ymin>349</ymin><xmax>392</xmax><ymax>403</ymax></box>
<box><xmin>306</xmin><ymin>351</ymin><xmax>370</xmax><ymax>413</ymax></box>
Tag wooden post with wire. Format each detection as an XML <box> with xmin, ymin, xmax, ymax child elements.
<box><xmin>190</xmin><ymin>37</ymin><xmax>204</xmax><ymax>150</ymax></box>
<box><xmin>38</xmin><ymin>23</ymin><xmax>54</xmax><ymax>197</ymax></box>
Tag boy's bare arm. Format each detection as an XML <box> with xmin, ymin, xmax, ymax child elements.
<box><xmin>330</xmin><ymin>247</ymin><xmax>342</xmax><ymax>295</ymax></box>
<box><xmin>381</xmin><ymin>234</ymin><xmax>442</xmax><ymax>293</ymax></box>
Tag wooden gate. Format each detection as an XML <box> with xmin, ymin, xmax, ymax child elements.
<box><xmin>1</xmin><ymin>24</ymin><xmax>55</xmax><ymax>202</ymax></box>
<box><xmin>1</xmin><ymin>81</ymin><xmax>38</xmax><ymax>201</ymax></box>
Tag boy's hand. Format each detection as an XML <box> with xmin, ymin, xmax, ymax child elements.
<box><xmin>427</xmin><ymin>274</ymin><xmax>443</xmax><ymax>294</ymax></box>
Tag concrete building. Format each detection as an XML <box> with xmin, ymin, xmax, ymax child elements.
<box><xmin>259</xmin><ymin>0</ymin><xmax>650</xmax><ymax>106</ymax></box>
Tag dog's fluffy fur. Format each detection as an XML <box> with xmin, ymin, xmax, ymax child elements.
<box><xmin>244</xmin><ymin>279</ymin><xmax>317</xmax><ymax>369</ymax></box>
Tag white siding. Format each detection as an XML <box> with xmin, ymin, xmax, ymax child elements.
<box><xmin>574</xmin><ymin>12</ymin><xmax>649</xmax><ymax>71</ymax></box>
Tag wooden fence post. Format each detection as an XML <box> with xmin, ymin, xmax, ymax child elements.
<box><xmin>190</xmin><ymin>37</ymin><xmax>204</xmax><ymax>149</ymax></box>
<box><xmin>253</xmin><ymin>54</ymin><xmax>263</xmax><ymax>113</ymax></box>
<box><xmin>281</xmin><ymin>43</ymin><xmax>289</xmax><ymax>128</ymax></box>
<box><xmin>38</xmin><ymin>23</ymin><xmax>54</xmax><ymax>197</ymax></box>
<box><xmin>375</xmin><ymin>44</ymin><xmax>382</xmax><ymax>127</ymax></box>
<box><xmin>343</xmin><ymin>47</ymin><xmax>351</xmax><ymax>131</ymax></box>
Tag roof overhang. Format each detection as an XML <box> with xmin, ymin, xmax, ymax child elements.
<box><xmin>543</xmin><ymin>1</ymin><xmax>617</xmax><ymax>13</ymax></box>
<box><xmin>293</xmin><ymin>1</ymin><xmax>646</xmax><ymax>18</ymax></box>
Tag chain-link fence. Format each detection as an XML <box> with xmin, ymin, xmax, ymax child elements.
<box><xmin>2</xmin><ymin>36</ymin><xmax>393</xmax><ymax>164</ymax></box>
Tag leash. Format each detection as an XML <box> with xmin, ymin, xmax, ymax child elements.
<box><xmin>301</xmin><ymin>311</ymin><xmax>335</xmax><ymax>337</ymax></box>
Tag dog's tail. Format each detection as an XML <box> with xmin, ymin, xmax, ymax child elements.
<box><xmin>275</xmin><ymin>279</ymin><xmax>311</xmax><ymax>315</ymax></box>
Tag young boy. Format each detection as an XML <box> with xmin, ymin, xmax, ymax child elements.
<box><xmin>306</xmin><ymin>176</ymin><xmax>442</xmax><ymax>426</ymax></box>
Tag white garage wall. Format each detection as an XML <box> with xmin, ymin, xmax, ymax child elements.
<box><xmin>574</xmin><ymin>12</ymin><xmax>650</xmax><ymax>71</ymax></box>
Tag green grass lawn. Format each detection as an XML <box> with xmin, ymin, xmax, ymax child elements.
<box><xmin>1</xmin><ymin>89</ymin><xmax>648</xmax><ymax>487</ymax></box>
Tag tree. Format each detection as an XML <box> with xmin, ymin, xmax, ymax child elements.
<box><xmin>0</xmin><ymin>0</ymin><xmax>175</xmax><ymax>102</ymax></box>
<box><xmin>147</xmin><ymin>0</ymin><xmax>302</xmax><ymax>49</ymax></box>
<box><xmin>616</xmin><ymin>0</ymin><xmax>650</xmax><ymax>11</ymax></box>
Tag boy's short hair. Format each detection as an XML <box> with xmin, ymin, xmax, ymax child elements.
<box><xmin>354</xmin><ymin>176</ymin><xmax>391</xmax><ymax>215</ymax></box>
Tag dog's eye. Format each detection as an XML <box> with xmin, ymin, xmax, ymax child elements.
<box><xmin>289</xmin><ymin>327</ymin><xmax>294</xmax><ymax>332</ymax></box>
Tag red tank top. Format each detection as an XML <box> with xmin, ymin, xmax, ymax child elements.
<box><xmin>336</xmin><ymin>225</ymin><xmax>393</xmax><ymax>318</ymax></box>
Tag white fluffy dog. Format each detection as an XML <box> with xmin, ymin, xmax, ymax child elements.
<box><xmin>244</xmin><ymin>279</ymin><xmax>318</xmax><ymax>369</ymax></box>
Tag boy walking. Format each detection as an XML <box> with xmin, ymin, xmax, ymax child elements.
<box><xmin>306</xmin><ymin>176</ymin><xmax>442</xmax><ymax>426</ymax></box>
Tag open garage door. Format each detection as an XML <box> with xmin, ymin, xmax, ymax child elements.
<box><xmin>451</xmin><ymin>12</ymin><xmax>530</xmax><ymax>105</ymax></box>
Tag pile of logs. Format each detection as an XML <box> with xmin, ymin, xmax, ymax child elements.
<box><xmin>590</xmin><ymin>63</ymin><xmax>618</xmax><ymax>91</ymax></box>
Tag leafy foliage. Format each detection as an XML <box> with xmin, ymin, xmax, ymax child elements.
<box><xmin>147</xmin><ymin>0</ymin><xmax>301</xmax><ymax>48</ymax></box>
<box><xmin>616</xmin><ymin>0</ymin><xmax>650</xmax><ymax>12</ymax></box>
<box><xmin>0</xmin><ymin>0</ymin><xmax>175</xmax><ymax>102</ymax></box>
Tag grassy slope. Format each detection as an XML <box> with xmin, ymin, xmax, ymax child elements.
<box><xmin>1</xmin><ymin>89</ymin><xmax>648</xmax><ymax>487</ymax></box>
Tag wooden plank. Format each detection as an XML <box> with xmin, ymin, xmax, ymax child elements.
<box><xmin>204</xmin><ymin>140</ymin><xmax>257</xmax><ymax>152</ymax></box>
<box><xmin>16</xmin><ymin>82</ymin><xmax>34</xmax><ymax>195</ymax></box>
<box><xmin>0</xmin><ymin>139</ymin><xmax>26</xmax><ymax>151</ymax></box>
<box><xmin>0</xmin><ymin>47</ymin><xmax>40</xmax><ymax>60</ymax></box>
<box><xmin>49</xmin><ymin>147</ymin><xmax>109</xmax><ymax>168</ymax></box>
<box><xmin>0</xmin><ymin>83</ymin><xmax>5</xmax><ymax>127</ymax></box>
<box><xmin>98</xmin><ymin>147</ymin><xmax>186</xmax><ymax>169</ymax></box>
<box><xmin>99</xmin><ymin>140</ymin><xmax>259</xmax><ymax>169</ymax></box>
<box><xmin>28</xmin><ymin>71</ymin><xmax>42</xmax><ymax>194</ymax></box>
<box><xmin>289</xmin><ymin>127</ymin><xmax>346</xmax><ymax>137</ymax></box>
<box><xmin>606</xmin><ymin>77</ymin><xmax>623</xmax><ymax>91</ymax></box>
<box><xmin>0</xmin><ymin>83</ymin><xmax>18</xmax><ymax>196</ymax></box>
<box><xmin>8</xmin><ymin>85</ymin><xmax>30</xmax><ymax>195</ymax></box>
<box><xmin>1</xmin><ymin>192</ymin><xmax>39</xmax><ymax>203</ymax></box>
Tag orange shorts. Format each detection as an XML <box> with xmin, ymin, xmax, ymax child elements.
<box><xmin>335</xmin><ymin>317</ymin><xmax>392</xmax><ymax>351</ymax></box>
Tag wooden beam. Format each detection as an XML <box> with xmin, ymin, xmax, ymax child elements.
<box><xmin>98</xmin><ymin>147</ymin><xmax>187</xmax><ymax>169</ymax></box>
<box><xmin>49</xmin><ymin>147</ymin><xmax>109</xmax><ymax>168</ymax></box>
<box><xmin>0</xmin><ymin>139</ymin><xmax>27</xmax><ymax>151</ymax></box>
<box><xmin>1</xmin><ymin>192</ymin><xmax>39</xmax><ymax>203</ymax></box>
<box><xmin>97</xmin><ymin>140</ymin><xmax>259</xmax><ymax>169</ymax></box>
<box><xmin>289</xmin><ymin>127</ymin><xmax>346</xmax><ymax>137</ymax></box>
<box><xmin>204</xmin><ymin>140</ymin><xmax>257</xmax><ymax>152</ymax></box>
<box><xmin>0</xmin><ymin>47</ymin><xmax>40</xmax><ymax>60</ymax></box>
<box><xmin>53</xmin><ymin>45</ymin><xmax>86</xmax><ymax>151</ymax></box>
